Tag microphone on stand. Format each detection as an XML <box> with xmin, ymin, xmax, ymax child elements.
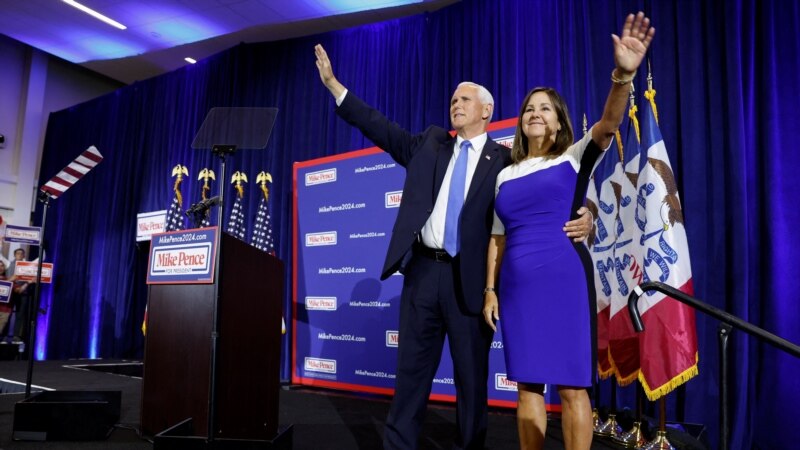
<box><xmin>186</xmin><ymin>196</ymin><xmax>221</xmax><ymax>216</ymax></box>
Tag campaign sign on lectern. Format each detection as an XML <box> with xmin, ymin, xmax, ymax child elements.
<box><xmin>146</xmin><ymin>227</ymin><xmax>218</xmax><ymax>284</ymax></box>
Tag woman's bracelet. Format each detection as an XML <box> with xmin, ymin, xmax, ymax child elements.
<box><xmin>611</xmin><ymin>68</ymin><xmax>635</xmax><ymax>85</ymax></box>
<box><xmin>484</xmin><ymin>287</ymin><xmax>496</xmax><ymax>294</ymax></box>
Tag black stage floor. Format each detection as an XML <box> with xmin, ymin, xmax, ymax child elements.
<box><xmin>0</xmin><ymin>360</ymin><xmax>622</xmax><ymax>449</ymax></box>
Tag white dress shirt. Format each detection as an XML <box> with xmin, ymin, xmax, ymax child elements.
<box><xmin>421</xmin><ymin>133</ymin><xmax>487</xmax><ymax>249</ymax></box>
<box><xmin>335</xmin><ymin>89</ymin><xmax>488</xmax><ymax>250</ymax></box>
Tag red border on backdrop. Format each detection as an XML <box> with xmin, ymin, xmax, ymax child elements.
<box><xmin>486</xmin><ymin>117</ymin><xmax>518</xmax><ymax>133</ymax></box>
<box><xmin>291</xmin><ymin>374</ymin><xmax>562</xmax><ymax>411</ymax></box>
<box><xmin>291</xmin><ymin>119</ymin><xmax>563</xmax><ymax>413</ymax></box>
<box><xmin>292</xmin><ymin>146</ymin><xmax>383</xmax><ymax>388</ymax></box>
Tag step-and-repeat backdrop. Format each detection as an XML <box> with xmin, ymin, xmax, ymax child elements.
<box><xmin>292</xmin><ymin>118</ymin><xmax>562</xmax><ymax>410</ymax></box>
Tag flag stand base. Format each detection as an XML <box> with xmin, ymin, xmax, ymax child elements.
<box><xmin>640</xmin><ymin>430</ymin><xmax>675</xmax><ymax>450</ymax></box>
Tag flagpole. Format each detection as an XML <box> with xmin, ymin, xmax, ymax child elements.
<box><xmin>639</xmin><ymin>398</ymin><xmax>674</xmax><ymax>450</ymax></box>
<box><xmin>23</xmin><ymin>192</ymin><xmax>50</xmax><ymax>397</ymax></box>
<box><xmin>206</xmin><ymin>144</ymin><xmax>235</xmax><ymax>442</ymax></box>
<box><xmin>718</xmin><ymin>323</ymin><xmax>732</xmax><ymax>450</ymax></box>
<box><xmin>636</xmin><ymin>382</ymin><xmax>643</xmax><ymax>425</ymax></box>
<box><xmin>24</xmin><ymin>145</ymin><xmax>103</xmax><ymax>396</ymax></box>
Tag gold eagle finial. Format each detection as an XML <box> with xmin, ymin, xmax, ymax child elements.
<box><xmin>256</xmin><ymin>171</ymin><xmax>273</xmax><ymax>201</ymax></box>
<box><xmin>231</xmin><ymin>171</ymin><xmax>248</xmax><ymax>198</ymax></box>
<box><xmin>171</xmin><ymin>164</ymin><xmax>188</xmax><ymax>205</ymax></box>
<box><xmin>171</xmin><ymin>164</ymin><xmax>188</xmax><ymax>180</ymax></box>
<box><xmin>197</xmin><ymin>168</ymin><xmax>216</xmax><ymax>200</ymax></box>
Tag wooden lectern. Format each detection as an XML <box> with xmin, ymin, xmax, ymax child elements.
<box><xmin>141</xmin><ymin>232</ymin><xmax>285</xmax><ymax>442</ymax></box>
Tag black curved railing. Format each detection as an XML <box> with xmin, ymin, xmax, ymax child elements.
<box><xmin>627</xmin><ymin>281</ymin><xmax>800</xmax><ymax>450</ymax></box>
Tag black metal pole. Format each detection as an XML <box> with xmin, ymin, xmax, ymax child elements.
<box><xmin>628</xmin><ymin>281</ymin><xmax>800</xmax><ymax>450</ymax></box>
<box><xmin>718</xmin><ymin>323</ymin><xmax>732</xmax><ymax>450</ymax></box>
<box><xmin>593</xmin><ymin>376</ymin><xmax>601</xmax><ymax>410</ymax></box>
<box><xmin>635</xmin><ymin>380</ymin><xmax>643</xmax><ymax>422</ymax></box>
<box><xmin>627</xmin><ymin>281</ymin><xmax>800</xmax><ymax>358</ymax></box>
<box><xmin>206</xmin><ymin>145</ymin><xmax>234</xmax><ymax>442</ymax></box>
<box><xmin>24</xmin><ymin>194</ymin><xmax>49</xmax><ymax>397</ymax></box>
<box><xmin>610</xmin><ymin>378</ymin><xmax>617</xmax><ymax>413</ymax></box>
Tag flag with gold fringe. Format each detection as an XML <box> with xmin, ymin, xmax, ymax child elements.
<box><xmin>608</xmin><ymin>100</ymin><xmax>644</xmax><ymax>385</ymax></box>
<box><xmin>165</xmin><ymin>164</ymin><xmax>187</xmax><ymax>232</ymax></box>
<box><xmin>197</xmin><ymin>168</ymin><xmax>216</xmax><ymax>228</ymax></box>
<box><xmin>634</xmin><ymin>80</ymin><xmax>699</xmax><ymax>400</ymax></box>
<box><xmin>250</xmin><ymin>171</ymin><xmax>284</xmax><ymax>334</ymax></box>
<box><xmin>251</xmin><ymin>171</ymin><xmax>276</xmax><ymax>255</ymax></box>
<box><xmin>585</xmin><ymin>177</ymin><xmax>610</xmax><ymax>377</ymax></box>
<box><xmin>141</xmin><ymin>303</ymin><xmax>148</xmax><ymax>335</ymax></box>
<box><xmin>227</xmin><ymin>171</ymin><xmax>248</xmax><ymax>240</ymax></box>
<box><xmin>586</xmin><ymin>132</ymin><xmax>621</xmax><ymax>379</ymax></box>
<box><xmin>147</xmin><ymin>163</ymin><xmax>189</xmax><ymax>333</ymax></box>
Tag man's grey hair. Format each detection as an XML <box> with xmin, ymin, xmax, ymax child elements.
<box><xmin>457</xmin><ymin>81</ymin><xmax>494</xmax><ymax>121</ymax></box>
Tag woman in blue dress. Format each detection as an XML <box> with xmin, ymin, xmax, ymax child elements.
<box><xmin>482</xmin><ymin>12</ymin><xmax>655</xmax><ymax>450</ymax></box>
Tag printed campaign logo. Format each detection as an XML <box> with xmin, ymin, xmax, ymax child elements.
<box><xmin>385</xmin><ymin>190</ymin><xmax>402</xmax><ymax>208</ymax></box>
<box><xmin>136</xmin><ymin>210</ymin><xmax>167</xmax><ymax>242</ymax></box>
<box><xmin>488</xmin><ymin>126</ymin><xmax>515</xmax><ymax>148</ymax></box>
<box><xmin>306</xmin><ymin>296</ymin><xmax>337</xmax><ymax>311</ymax></box>
<box><xmin>147</xmin><ymin>227</ymin><xmax>217</xmax><ymax>284</ymax></box>
<box><xmin>305</xmin><ymin>231</ymin><xmax>337</xmax><ymax>247</ymax></box>
<box><xmin>14</xmin><ymin>261</ymin><xmax>54</xmax><ymax>283</ymax></box>
<box><xmin>304</xmin><ymin>357</ymin><xmax>337</xmax><ymax>374</ymax></box>
<box><xmin>494</xmin><ymin>373</ymin><xmax>518</xmax><ymax>392</ymax></box>
<box><xmin>3</xmin><ymin>224</ymin><xmax>41</xmax><ymax>245</ymax></box>
<box><xmin>0</xmin><ymin>280</ymin><xmax>12</xmax><ymax>304</ymax></box>
<box><xmin>354</xmin><ymin>162</ymin><xmax>397</xmax><ymax>173</ymax></box>
<box><xmin>305</xmin><ymin>168</ymin><xmax>337</xmax><ymax>186</ymax></box>
<box><xmin>385</xmin><ymin>330</ymin><xmax>399</xmax><ymax>347</ymax></box>
<box><xmin>495</xmin><ymin>136</ymin><xmax>514</xmax><ymax>148</ymax></box>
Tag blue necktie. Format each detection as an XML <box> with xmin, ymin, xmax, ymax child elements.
<box><xmin>444</xmin><ymin>140</ymin><xmax>471</xmax><ymax>256</ymax></box>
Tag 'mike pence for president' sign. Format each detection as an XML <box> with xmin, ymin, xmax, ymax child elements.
<box><xmin>146</xmin><ymin>227</ymin><xmax>218</xmax><ymax>284</ymax></box>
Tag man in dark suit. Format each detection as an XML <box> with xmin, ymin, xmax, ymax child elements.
<box><xmin>314</xmin><ymin>44</ymin><xmax>590</xmax><ymax>449</ymax></box>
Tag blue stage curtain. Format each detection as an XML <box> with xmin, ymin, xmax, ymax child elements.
<box><xmin>35</xmin><ymin>0</ymin><xmax>800</xmax><ymax>447</ymax></box>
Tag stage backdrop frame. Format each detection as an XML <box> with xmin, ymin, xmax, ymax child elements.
<box><xmin>292</xmin><ymin>118</ymin><xmax>567</xmax><ymax>410</ymax></box>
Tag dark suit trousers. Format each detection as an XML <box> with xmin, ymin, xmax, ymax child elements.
<box><xmin>384</xmin><ymin>251</ymin><xmax>492</xmax><ymax>450</ymax></box>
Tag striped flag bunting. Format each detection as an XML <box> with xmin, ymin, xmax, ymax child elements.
<box><xmin>40</xmin><ymin>146</ymin><xmax>103</xmax><ymax>199</ymax></box>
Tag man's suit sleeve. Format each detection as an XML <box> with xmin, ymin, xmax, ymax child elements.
<box><xmin>336</xmin><ymin>92</ymin><xmax>427</xmax><ymax>167</ymax></box>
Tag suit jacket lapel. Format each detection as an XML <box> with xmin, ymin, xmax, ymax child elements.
<box><xmin>433</xmin><ymin>136</ymin><xmax>456</xmax><ymax>199</ymax></box>
<box><xmin>465</xmin><ymin>140</ymin><xmax>501</xmax><ymax>204</ymax></box>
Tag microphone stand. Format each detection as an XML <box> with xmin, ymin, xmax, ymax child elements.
<box><xmin>206</xmin><ymin>144</ymin><xmax>235</xmax><ymax>442</ymax></box>
<box><xmin>186</xmin><ymin>196</ymin><xmax>220</xmax><ymax>228</ymax></box>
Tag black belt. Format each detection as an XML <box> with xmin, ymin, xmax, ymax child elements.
<box><xmin>416</xmin><ymin>243</ymin><xmax>453</xmax><ymax>262</ymax></box>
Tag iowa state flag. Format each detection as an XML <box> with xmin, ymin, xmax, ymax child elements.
<box><xmin>586</xmin><ymin>136</ymin><xmax>620</xmax><ymax>379</ymax></box>
<box><xmin>635</xmin><ymin>89</ymin><xmax>699</xmax><ymax>400</ymax></box>
<box><xmin>608</xmin><ymin>106</ymin><xmax>643</xmax><ymax>385</ymax></box>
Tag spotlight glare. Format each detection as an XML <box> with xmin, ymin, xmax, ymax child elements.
<box><xmin>63</xmin><ymin>0</ymin><xmax>127</xmax><ymax>30</ymax></box>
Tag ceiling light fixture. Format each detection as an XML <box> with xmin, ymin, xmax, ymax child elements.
<box><xmin>185</xmin><ymin>57</ymin><xmax>197</xmax><ymax>64</ymax></box>
<box><xmin>63</xmin><ymin>0</ymin><xmax>127</xmax><ymax>30</ymax></box>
